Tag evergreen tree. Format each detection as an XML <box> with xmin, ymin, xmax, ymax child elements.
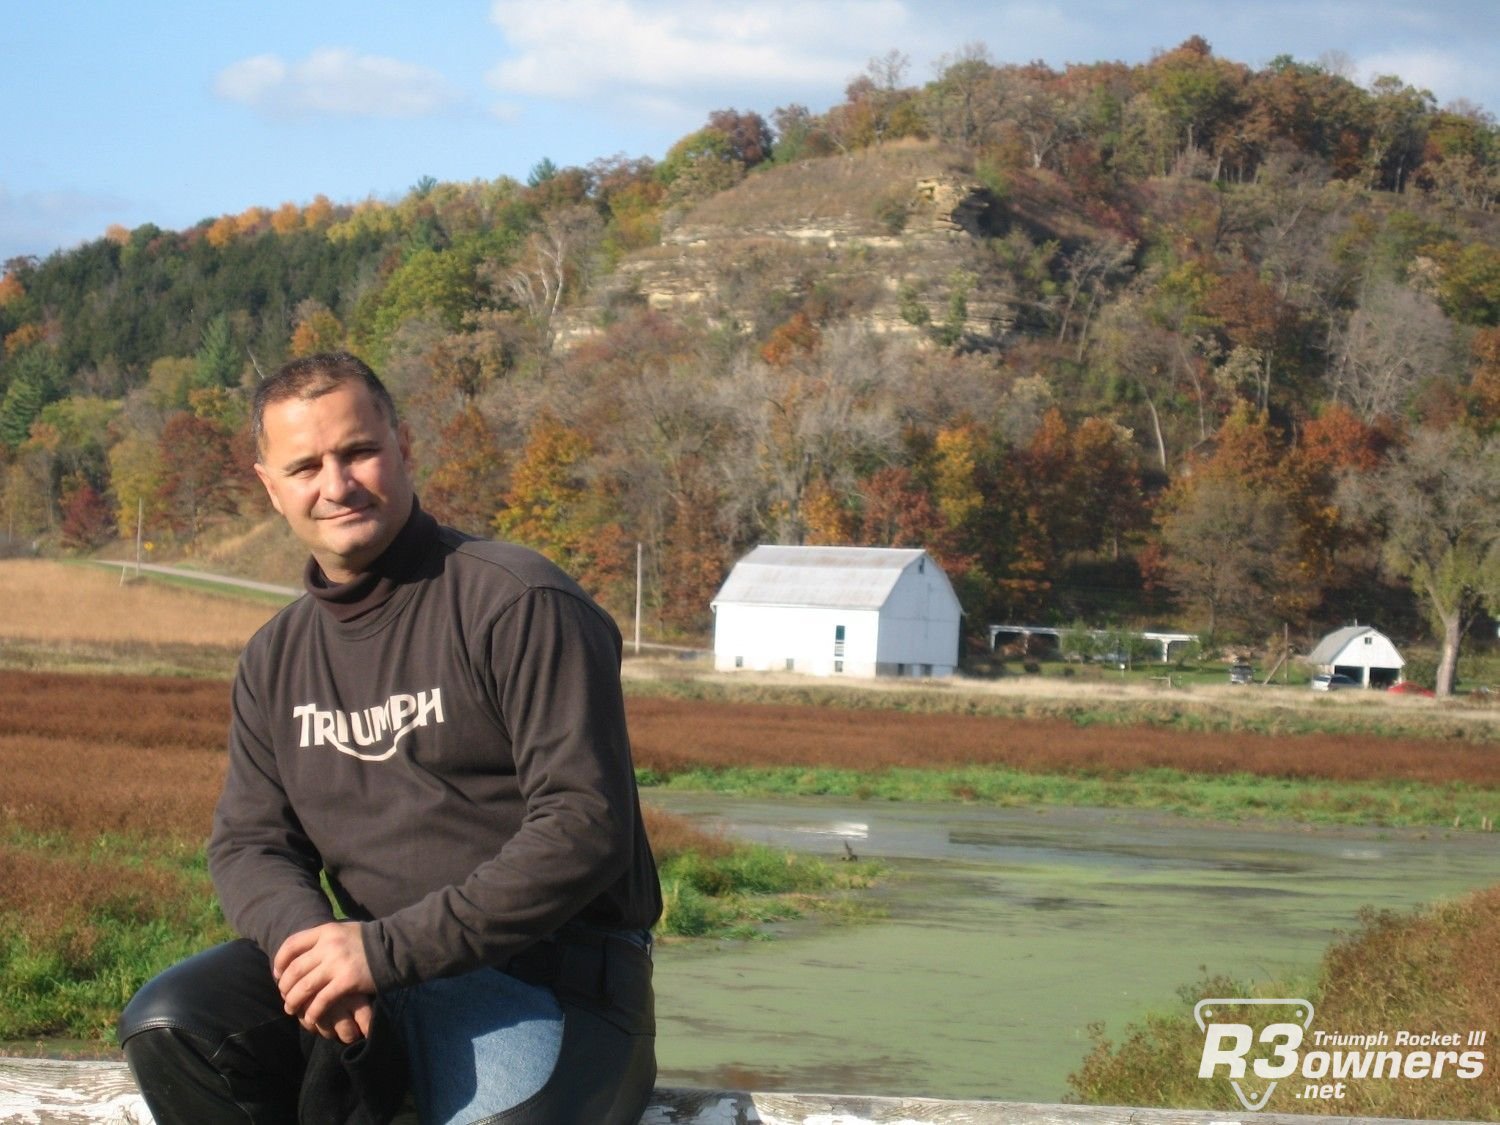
<box><xmin>194</xmin><ymin>314</ymin><xmax>240</xmax><ymax>390</ymax></box>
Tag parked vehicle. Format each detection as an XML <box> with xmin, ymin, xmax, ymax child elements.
<box><xmin>1228</xmin><ymin>663</ymin><xmax>1254</xmax><ymax>685</ymax></box>
<box><xmin>1387</xmin><ymin>680</ymin><xmax>1435</xmax><ymax>697</ymax></box>
<box><xmin>1310</xmin><ymin>673</ymin><xmax>1358</xmax><ymax>691</ymax></box>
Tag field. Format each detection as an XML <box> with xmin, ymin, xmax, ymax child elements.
<box><xmin>2</xmin><ymin>557</ymin><xmax>1498</xmax><ymax>1109</ymax></box>
<box><xmin>0</xmin><ymin>561</ymin><xmax>279</xmax><ymax>677</ymax></box>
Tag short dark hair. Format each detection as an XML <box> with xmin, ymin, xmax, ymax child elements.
<box><xmin>251</xmin><ymin>352</ymin><xmax>399</xmax><ymax>457</ymax></box>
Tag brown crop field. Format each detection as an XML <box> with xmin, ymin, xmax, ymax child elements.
<box><xmin>626</xmin><ymin>696</ymin><xmax>1500</xmax><ymax>785</ymax></box>
<box><xmin>3</xmin><ymin>671</ymin><xmax>1497</xmax><ymax>840</ymax></box>
<box><xmin>0</xmin><ymin>561</ymin><xmax>278</xmax><ymax>649</ymax></box>
<box><xmin>0</xmin><ymin>672</ymin><xmax>774</xmax><ymax>852</ymax></box>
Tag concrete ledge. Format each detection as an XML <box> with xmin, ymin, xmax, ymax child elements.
<box><xmin>0</xmin><ymin>1057</ymin><xmax>1490</xmax><ymax>1125</ymax></box>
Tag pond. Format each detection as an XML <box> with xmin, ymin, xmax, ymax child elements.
<box><xmin>645</xmin><ymin>793</ymin><xmax>1500</xmax><ymax>1102</ymax></box>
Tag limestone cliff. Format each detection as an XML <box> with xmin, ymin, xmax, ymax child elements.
<box><xmin>558</xmin><ymin>142</ymin><xmax>1020</xmax><ymax>349</ymax></box>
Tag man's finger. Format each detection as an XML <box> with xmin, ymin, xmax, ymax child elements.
<box><xmin>272</xmin><ymin>928</ymin><xmax>319</xmax><ymax>981</ymax></box>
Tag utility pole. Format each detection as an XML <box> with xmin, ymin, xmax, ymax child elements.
<box><xmin>634</xmin><ymin>541</ymin><xmax>642</xmax><ymax>656</ymax></box>
<box><xmin>135</xmin><ymin>497</ymin><xmax>143</xmax><ymax>579</ymax></box>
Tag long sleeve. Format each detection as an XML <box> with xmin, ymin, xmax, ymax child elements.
<box><xmin>360</xmin><ymin>587</ymin><xmax>644</xmax><ymax>992</ymax></box>
<box><xmin>208</xmin><ymin>663</ymin><xmax>338</xmax><ymax>959</ymax></box>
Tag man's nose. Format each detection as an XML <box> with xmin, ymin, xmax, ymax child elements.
<box><xmin>319</xmin><ymin>458</ymin><xmax>359</xmax><ymax>500</ymax></box>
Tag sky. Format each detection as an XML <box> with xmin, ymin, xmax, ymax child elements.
<box><xmin>5</xmin><ymin>0</ymin><xmax>1499</xmax><ymax>265</ymax></box>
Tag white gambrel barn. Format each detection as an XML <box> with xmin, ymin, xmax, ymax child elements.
<box><xmin>711</xmin><ymin>545</ymin><xmax>962</xmax><ymax>678</ymax></box>
<box><xmin>1306</xmin><ymin>624</ymin><xmax>1406</xmax><ymax>687</ymax></box>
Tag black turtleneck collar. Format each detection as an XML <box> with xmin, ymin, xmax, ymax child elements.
<box><xmin>304</xmin><ymin>498</ymin><xmax>441</xmax><ymax>624</ymax></box>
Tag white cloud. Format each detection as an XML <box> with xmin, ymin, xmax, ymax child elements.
<box><xmin>486</xmin><ymin>0</ymin><xmax>912</xmax><ymax>109</ymax></box>
<box><xmin>214</xmin><ymin>48</ymin><xmax>457</xmax><ymax>119</ymax></box>
<box><xmin>1354</xmin><ymin>48</ymin><xmax>1483</xmax><ymax>104</ymax></box>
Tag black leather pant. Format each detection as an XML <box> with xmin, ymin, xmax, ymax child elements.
<box><xmin>117</xmin><ymin>934</ymin><xmax>657</xmax><ymax>1125</ymax></box>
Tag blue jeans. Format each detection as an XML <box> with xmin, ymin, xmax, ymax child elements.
<box><xmin>385</xmin><ymin>966</ymin><xmax>565</xmax><ymax>1124</ymax></box>
<box><xmin>119</xmin><ymin>933</ymin><xmax>656</xmax><ymax>1125</ymax></box>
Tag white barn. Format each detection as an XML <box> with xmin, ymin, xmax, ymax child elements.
<box><xmin>1306</xmin><ymin>625</ymin><xmax>1405</xmax><ymax>688</ymax></box>
<box><xmin>711</xmin><ymin>545</ymin><xmax>962</xmax><ymax>678</ymax></box>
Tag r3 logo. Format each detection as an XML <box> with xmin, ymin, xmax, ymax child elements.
<box><xmin>1194</xmin><ymin>998</ymin><xmax>1315</xmax><ymax>1111</ymax></box>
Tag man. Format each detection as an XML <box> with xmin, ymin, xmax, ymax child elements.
<box><xmin>119</xmin><ymin>352</ymin><xmax>662</xmax><ymax>1125</ymax></box>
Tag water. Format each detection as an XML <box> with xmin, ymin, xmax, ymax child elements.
<box><xmin>645</xmin><ymin>794</ymin><xmax>1500</xmax><ymax>1101</ymax></box>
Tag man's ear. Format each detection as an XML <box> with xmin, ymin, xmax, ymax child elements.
<box><xmin>397</xmin><ymin>422</ymin><xmax>414</xmax><ymax>473</ymax></box>
<box><xmin>254</xmin><ymin>462</ymin><xmax>285</xmax><ymax>516</ymax></box>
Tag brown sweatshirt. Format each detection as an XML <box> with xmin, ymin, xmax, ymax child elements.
<box><xmin>207</xmin><ymin>502</ymin><xmax>661</xmax><ymax>993</ymax></box>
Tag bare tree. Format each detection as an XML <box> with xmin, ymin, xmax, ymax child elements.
<box><xmin>717</xmin><ymin>323</ymin><xmax>903</xmax><ymax>544</ymax></box>
<box><xmin>1090</xmin><ymin>296</ymin><xmax>1182</xmax><ymax>472</ymax></box>
<box><xmin>1339</xmin><ymin>426</ymin><xmax>1500</xmax><ymax>697</ymax></box>
<box><xmin>1056</xmin><ymin>236</ymin><xmax>1136</xmax><ymax>357</ymax></box>
<box><xmin>492</xmin><ymin>205</ymin><xmax>604</xmax><ymax>376</ymax></box>
<box><xmin>1329</xmin><ymin>282</ymin><xmax>1455</xmax><ymax>423</ymax></box>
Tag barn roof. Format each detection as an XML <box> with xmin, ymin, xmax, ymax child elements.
<box><xmin>712</xmin><ymin>545</ymin><xmax>934</xmax><ymax>610</ymax></box>
<box><xmin>1306</xmin><ymin>625</ymin><xmax>1400</xmax><ymax>666</ymax></box>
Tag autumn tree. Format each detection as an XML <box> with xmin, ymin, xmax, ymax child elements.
<box><xmin>857</xmin><ymin>467</ymin><xmax>944</xmax><ymax>550</ymax></box>
<box><xmin>59</xmin><ymin>476</ymin><xmax>115</xmax><ymax>551</ymax></box>
<box><xmin>1339</xmin><ymin>426</ymin><xmax>1500</xmax><ymax>696</ymax></box>
<box><xmin>922</xmin><ymin>43</ymin><xmax>1003</xmax><ymax>147</ymax></box>
<box><xmin>108</xmin><ymin>434</ymin><xmax>165</xmax><ymax>536</ymax></box>
<box><xmin>423</xmin><ymin>403</ymin><xmax>507</xmax><ymax>535</ymax></box>
<box><xmin>1467</xmin><ymin>326</ymin><xmax>1500</xmax><ymax>431</ymax></box>
<box><xmin>156</xmin><ymin>413</ymin><xmax>241</xmax><ymax>541</ymax></box>
<box><xmin>1</xmin><ymin>456</ymin><xmax>51</xmax><ymax>542</ymax></box>
<box><xmin>288</xmin><ymin>300</ymin><xmax>346</xmax><ymax>357</ymax></box>
<box><xmin>1156</xmin><ymin>472</ymin><xmax>1303</xmax><ymax>646</ymax></box>
<box><xmin>1153</xmin><ymin>406</ymin><xmax>1313</xmax><ymax>643</ymax></box>
<box><xmin>1364</xmin><ymin>75</ymin><xmax>1434</xmax><ymax>192</ymax></box>
<box><xmin>825</xmin><ymin>53</ymin><xmax>922</xmax><ymax>150</ymax></box>
<box><xmin>706</xmin><ymin>109</ymin><xmax>774</xmax><ymax>168</ymax></box>
<box><xmin>1141</xmin><ymin>37</ymin><xmax>1248</xmax><ymax>176</ymax></box>
<box><xmin>494</xmin><ymin>414</ymin><xmax>631</xmax><ymax>611</ymax></box>
<box><xmin>657</xmin><ymin>128</ymin><xmax>746</xmax><ymax>202</ymax></box>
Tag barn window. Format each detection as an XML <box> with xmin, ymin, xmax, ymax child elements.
<box><xmin>834</xmin><ymin>624</ymin><xmax>846</xmax><ymax>660</ymax></box>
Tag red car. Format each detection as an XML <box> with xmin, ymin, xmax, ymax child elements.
<box><xmin>1387</xmin><ymin>681</ymin><xmax>1435</xmax><ymax>697</ymax></box>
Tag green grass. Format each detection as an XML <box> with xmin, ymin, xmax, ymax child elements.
<box><xmin>0</xmin><ymin>829</ymin><xmax>233</xmax><ymax>1042</ymax></box>
<box><xmin>656</xmin><ymin>842</ymin><xmax>882</xmax><ymax>940</ymax></box>
<box><xmin>639</xmin><ymin>765</ymin><xmax>1500</xmax><ymax>830</ymax></box>
<box><xmin>0</xmin><ymin>818</ymin><xmax>881</xmax><ymax>1042</ymax></box>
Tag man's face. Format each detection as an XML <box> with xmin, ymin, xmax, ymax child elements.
<box><xmin>254</xmin><ymin>381</ymin><xmax>415</xmax><ymax>584</ymax></box>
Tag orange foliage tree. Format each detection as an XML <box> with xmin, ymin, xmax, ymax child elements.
<box><xmin>494</xmin><ymin>415</ymin><xmax>632</xmax><ymax>612</ymax></box>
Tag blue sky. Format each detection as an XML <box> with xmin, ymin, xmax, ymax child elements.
<box><xmin>5</xmin><ymin>1</ymin><xmax>1498</xmax><ymax>265</ymax></box>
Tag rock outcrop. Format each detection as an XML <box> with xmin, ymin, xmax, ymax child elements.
<box><xmin>556</xmin><ymin>145</ymin><xmax>1016</xmax><ymax>350</ymax></box>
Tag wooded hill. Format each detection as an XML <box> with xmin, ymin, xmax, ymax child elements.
<box><xmin>2</xmin><ymin>37</ymin><xmax>1499</xmax><ymax>692</ymax></box>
